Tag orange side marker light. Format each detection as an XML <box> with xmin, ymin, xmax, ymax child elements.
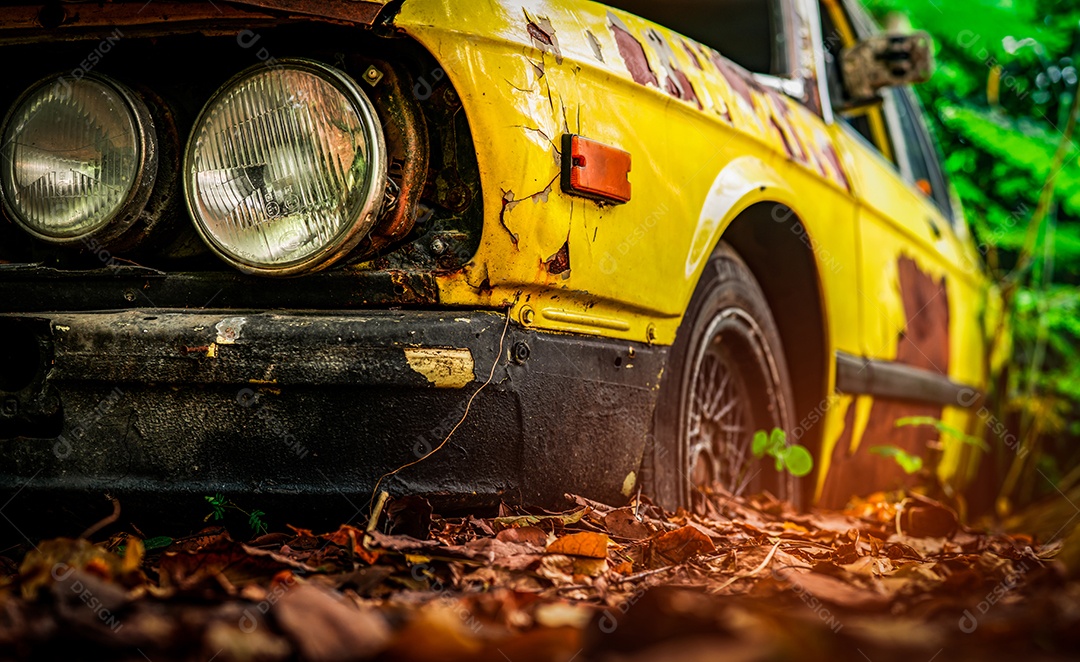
<box><xmin>561</xmin><ymin>134</ymin><xmax>632</xmax><ymax>204</ymax></box>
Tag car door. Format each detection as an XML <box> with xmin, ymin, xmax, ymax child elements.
<box><xmin>815</xmin><ymin>0</ymin><xmax>987</xmax><ymax>506</ymax></box>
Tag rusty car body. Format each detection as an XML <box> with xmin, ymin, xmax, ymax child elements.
<box><xmin>0</xmin><ymin>0</ymin><xmax>1006</xmax><ymax>531</ymax></box>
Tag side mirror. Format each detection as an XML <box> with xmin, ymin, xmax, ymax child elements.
<box><xmin>840</xmin><ymin>31</ymin><xmax>934</xmax><ymax>106</ymax></box>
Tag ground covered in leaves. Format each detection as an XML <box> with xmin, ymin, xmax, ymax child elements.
<box><xmin>1</xmin><ymin>488</ymin><xmax>1078</xmax><ymax>661</ymax></box>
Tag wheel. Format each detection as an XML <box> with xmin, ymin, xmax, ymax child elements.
<box><xmin>648</xmin><ymin>242</ymin><xmax>800</xmax><ymax>511</ymax></box>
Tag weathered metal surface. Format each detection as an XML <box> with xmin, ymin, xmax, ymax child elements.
<box><xmin>0</xmin><ymin>1</ymin><xmax>389</xmax><ymax>42</ymax></box>
<box><xmin>0</xmin><ymin>0</ymin><xmax>999</xmax><ymax>506</ymax></box>
<box><xmin>835</xmin><ymin>352</ymin><xmax>980</xmax><ymax>408</ymax></box>
<box><xmin>352</xmin><ymin>61</ymin><xmax>430</xmax><ymax>256</ymax></box>
<box><xmin>819</xmin><ymin>257</ymin><xmax>955</xmax><ymax>507</ymax></box>
<box><xmin>0</xmin><ymin>310</ymin><xmax>667</xmax><ymax>536</ymax></box>
<box><xmin>0</xmin><ymin>25</ymin><xmax>482</xmax><ymax>276</ymax></box>
<box><xmin>0</xmin><ymin>265</ymin><xmax>440</xmax><ymax>310</ymax></box>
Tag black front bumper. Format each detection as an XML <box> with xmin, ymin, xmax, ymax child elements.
<box><xmin>0</xmin><ymin>309</ymin><xmax>666</xmax><ymax>537</ymax></box>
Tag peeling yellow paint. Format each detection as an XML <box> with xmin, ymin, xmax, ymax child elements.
<box><xmin>405</xmin><ymin>348</ymin><xmax>476</xmax><ymax>388</ymax></box>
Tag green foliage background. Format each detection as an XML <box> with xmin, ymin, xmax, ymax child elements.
<box><xmin>865</xmin><ymin>0</ymin><xmax>1080</xmax><ymax>501</ymax></box>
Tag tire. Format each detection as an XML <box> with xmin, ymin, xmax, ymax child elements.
<box><xmin>647</xmin><ymin>242</ymin><xmax>800</xmax><ymax>511</ymax></box>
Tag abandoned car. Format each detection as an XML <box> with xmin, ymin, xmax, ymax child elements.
<box><xmin>0</xmin><ymin>0</ymin><xmax>1005</xmax><ymax>529</ymax></box>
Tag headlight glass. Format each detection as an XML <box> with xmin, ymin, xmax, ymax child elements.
<box><xmin>0</xmin><ymin>75</ymin><xmax>154</xmax><ymax>243</ymax></box>
<box><xmin>184</xmin><ymin>59</ymin><xmax>387</xmax><ymax>275</ymax></box>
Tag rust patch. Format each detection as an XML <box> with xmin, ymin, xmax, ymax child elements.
<box><xmin>895</xmin><ymin>257</ymin><xmax>950</xmax><ymax>372</ymax></box>
<box><xmin>525</xmin><ymin>13</ymin><xmax>563</xmax><ymax>64</ymax></box>
<box><xmin>387</xmin><ymin>270</ymin><xmax>440</xmax><ymax>303</ymax></box>
<box><xmin>608</xmin><ymin>14</ymin><xmax>658</xmax><ymax>87</ymax></box>
<box><xmin>671</xmin><ymin>68</ymin><xmax>701</xmax><ymax>108</ymax></box>
<box><xmin>770</xmin><ymin>118</ymin><xmax>795</xmax><ymax>159</ymax></box>
<box><xmin>545</xmin><ymin>241</ymin><xmax>571</xmax><ymax>275</ymax></box>
<box><xmin>709</xmin><ymin>51</ymin><xmax>755</xmax><ymax>110</ymax></box>
<box><xmin>645</xmin><ymin>29</ymin><xmax>701</xmax><ymax>108</ymax></box>
<box><xmin>823</xmin><ymin>144</ymin><xmax>851</xmax><ymax>192</ymax></box>
<box><xmin>818</xmin><ymin>258</ymin><xmax>950</xmax><ymax>508</ymax></box>
<box><xmin>765</xmin><ymin>90</ymin><xmax>808</xmax><ymax>163</ymax></box>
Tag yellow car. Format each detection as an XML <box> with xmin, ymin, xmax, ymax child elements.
<box><xmin>0</xmin><ymin>0</ymin><xmax>1003</xmax><ymax>524</ymax></box>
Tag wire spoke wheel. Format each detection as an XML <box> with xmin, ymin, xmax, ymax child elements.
<box><xmin>649</xmin><ymin>243</ymin><xmax>804</xmax><ymax>512</ymax></box>
<box><xmin>685</xmin><ymin>309</ymin><xmax>793</xmax><ymax>509</ymax></box>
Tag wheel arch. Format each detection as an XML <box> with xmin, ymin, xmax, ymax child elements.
<box><xmin>718</xmin><ymin>202</ymin><xmax>831</xmax><ymax>472</ymax></box>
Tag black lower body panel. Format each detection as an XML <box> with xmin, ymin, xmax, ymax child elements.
<box><xmin>0</xmin><ymin>309</ymin><xmax>666</xmax><ymax>541</ymax></box>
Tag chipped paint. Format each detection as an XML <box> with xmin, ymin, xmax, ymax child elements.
<box><xmin>525</xmin><ymin>11</ymin><xmax>562</xmax><ymax>64</ymax></box>
<box><xmin>388</xmin><ymin>0</ymin><xmax>991</xmax><ymax>503</ymax></box>
<box><xmin>215</xmin><ymin>317</ymin><xmax>246</xmax><ymax>344</ymax></box>
<box><xmin>819</xmin><ymin>257</ymin><xmax>951</xmax><ymax>507</ymax></box>
<box><xmin>498</xmin><ymin>175</ymin><xmax>558</xmax><ymax>248</ymax></box>
<box><xmin>607</xmin><ymin>12</ymin><xmax>657</xmax><ymax>87</ymax></box>
<box><xmin>405</xmin><ymin>348</ymin><xmax>476</xmax><ymax>388</ymax></box>
<box><xmin>645</xmin><ymin>28</ymin><xmax>701</xmax><ymax>108</ymax></box>
<box><xmin>585</xmin><ymin>29</ymin><xmax>604</xmax><ymax>61</ymax></box>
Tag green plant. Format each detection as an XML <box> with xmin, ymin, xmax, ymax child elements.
<box><xmin>870</xmin><ymin>446</ymin><xmax>924</xmax><ymax>474</ymax></box>
<box><xmin>204</xmin><ymin>493</ymin><xmax>269</xmax><ymax>536</ymax></box>
<box><xmin>751</xmin><ymin>428</ymin><xmax>813</xmax><ymax>477</ymax></box>
<box><xmin>866</xmin><ymin>0</ymin><xmax>1080</xmax><ymax>509</ymax></box>
<box><xmin>895</xmin><ymin>416</ymin><xmax>991</xmax><ymax>452</ymax></box>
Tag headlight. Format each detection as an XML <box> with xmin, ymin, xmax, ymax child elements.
<box><xmin>184</xmin><ymin>59</ymin><xmax>388</xmax><ymax>276</ymax></box>
<box><xmin>0</xmin><ymin>74</ymin><xmax>157</xmax><ymax>244</ymax></box>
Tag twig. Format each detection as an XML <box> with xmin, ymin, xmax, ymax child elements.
<box><xmin>554</xmin><ymin>562</ymin><xmax>684</xmax><ymax>592</ymax></box>
<box><xmin>368</xmin><ymin>308</ymin><xmax>513</xmax><ymax>513</ymax></box>
<box><xmin>81</xmin><ymin>496</ymin><xmax>120</xmax><ymax>540</ymax></box>
<box><xmin>712</xmin><ymin>538</ymin><xmax>783</xmax><ymax>592</ymax></box>
<box><xmin>367</xmin><ymin>490</ymin><xmax>389</xmax><ymax>533</ymax></box>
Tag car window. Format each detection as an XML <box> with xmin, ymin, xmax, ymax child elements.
<box><xmin>816</xmin><ymin>0</ymin><xmax>901</xmax><ymax>166</ymax></box>
<box><xmin>889</xmin><ymin>88</ymin><xmax>955</xmax><ymax>221</ymax></box>
<box><xmin>606</xmin><ymin>0</ymin><xmax>790</xmax><ymax>76</ymax></box>
<box><xmin>817</xmin><ymin>0</ymin><xmax>876</xmax><ymax>146</ymax></box>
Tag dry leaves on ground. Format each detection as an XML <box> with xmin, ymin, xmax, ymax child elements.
<box><xmin>0</xmin><ymin>488</ymin><xmax>1077</xmax><ymax>661</ymax></box>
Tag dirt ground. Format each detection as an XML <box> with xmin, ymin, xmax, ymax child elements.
<box><xmin>2</xmin><ymin>487</ymin><xmax>1079</xmax><ymax>662</ymax></box>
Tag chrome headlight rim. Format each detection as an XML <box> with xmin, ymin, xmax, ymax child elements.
<box><xmin>182</xmin><ymin>57</ymin><xmax>389</xmax><ymax>277</ymax></box>
<box><xmin>0</xmin><ymin>72</ymin><xmax>158</xmax><ymax>246</ymax></box>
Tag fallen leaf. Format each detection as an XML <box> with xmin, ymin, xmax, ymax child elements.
<box><xmin>275</xmin><ymin>582</ymin><xmax>391</xmax><ymax>661</ymax></box>
<box><xmin>547</xmin><ymin>532</ymin><xmax>610</xmax><ymax>559</ymax></box>
<box><xmin>652</xmin><ymin>525</ymin><xmax>715</xmax><ymax>563</ymax></box>
<box><xmin>604</xmin><ymin>509</ymin><xmax>652</xmax><ymax>540</ymax></box>
<box><xmin>496</xmin><ymin>526</ymin><xmax>549</xmax><ymax>548</ymax></box>
<box><xmin>493</xmin><ymin>508</ymin><xmax>588</xmax><ymax>530</ymax></box>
